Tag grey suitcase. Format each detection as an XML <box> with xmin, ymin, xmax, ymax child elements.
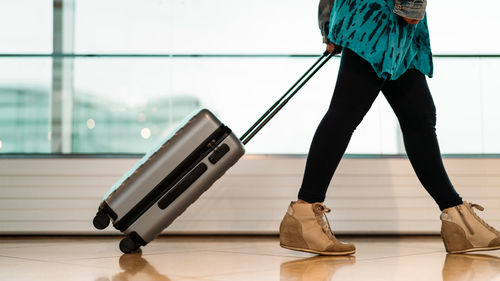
<box><xmin>92</xmin><ymin>51</ymin><xmax>334</xmax><ymax>253</ymax></box>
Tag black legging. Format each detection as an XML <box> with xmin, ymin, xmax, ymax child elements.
<box><xmin>298</xmin><ymin>48</ymin><xmax>463</xmax><ymax>211</ymax></box>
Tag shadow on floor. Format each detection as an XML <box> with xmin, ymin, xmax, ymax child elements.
<box><xmin>442</xmin><ymin>253</ymin><xmax>500</xmax><ymax>281</ymax></box>
<box><xmin>96</xmin><ymin>251</ymin><xmax>171</xmax><ymax>281</ymax></box>
<box><xmin>280</xmin><ymin>255</ymin><xmax>355</xmax><ymax>281</ymax></box>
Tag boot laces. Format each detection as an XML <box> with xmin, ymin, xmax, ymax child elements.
<box><xmin>313</xmin><ymin>203</ymin><xmax>335</xmax><ymax>240</ymax></box>
<box><xmin>468</xmin><ymin>202</ymin><xmax>499</xmax><ymax>235</ymax></box>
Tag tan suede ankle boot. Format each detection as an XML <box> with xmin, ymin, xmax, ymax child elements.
<box><xmin>279</xmin><ymin>201</ymin><xmax>355</xmax><ymax>255</ymax></box>
<box><xmin>440</xmin><ymin>201</ymin><xmax>500</xmax><ymax>254</ymax></box>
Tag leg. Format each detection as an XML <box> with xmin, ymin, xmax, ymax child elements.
<box><xmin>381</xmin><ymin>69</ymin><xmax>463</xmax><ymax>210</ymax></box>
<box><xmin>298</xmin><ymin>48</ymin><xmax>385</xmax><ymax>203</ymax></box>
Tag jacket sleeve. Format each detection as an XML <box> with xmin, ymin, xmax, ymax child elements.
<box><xmin>393</xmin><ymin>0</ymin><xmax>427</xmax><ymax>20</ymax></box>
<box><xmin>318</xmin><ymin>0</ymin><xmax>334</xmax><ymax>43</ymax></box>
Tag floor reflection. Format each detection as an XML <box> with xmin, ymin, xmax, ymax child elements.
<box><xmin>442</xmin><ymin>253</ymin><xmax>500</xmax><ymax>281</ymax></box>
<box><xmin>280</xmin><ymin>255</ymin><xmax>355</xmax><ymax>281</ymax></box>
<box><xmin>106</xmin><ymin>251</ymin><xmax>171</xmax><ymax>281</ymax></box>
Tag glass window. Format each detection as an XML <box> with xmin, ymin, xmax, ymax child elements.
<box><xmin>73</xmin><ymin>0</ymin><xmax>321</xmax><ymax>54</ymax></box>
<box><xmin>0</xmin><ymin>0</ymin><xmax>52</xmax><ymax>53</ymax></box>
<box><xmin>1</xmin><ymin>0</ymin><xmax>500</xmax><ymax>155</ymax></box>
<box><xmin>0</xmin><ymin>58</ymin><xmax>52</xmax><ymax>153</ymax></box>
<box><xmin>0</xmin><ymin>0</ymin><xmax>52</xmax><ymax>153</ymax></box>
<box><xmin>427</xmin><ymin>1</ymin><xmax>500</xmax><ymax>54</ymax></box>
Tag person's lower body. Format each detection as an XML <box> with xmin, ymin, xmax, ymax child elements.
<box><xmin>279</xmin><ymin>48</ymin><xmax>500</xmax><ymax>255</ymax></box>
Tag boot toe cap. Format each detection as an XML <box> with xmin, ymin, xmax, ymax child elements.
<box><xmin>325</xmin><ymin>241</ymin><xmax>356</xmax><ymax>253</ymax></box>
<box><xmin>488</xmin><ymin>236</ymin><xmax>500</xmax><ymax>248</ymax></box>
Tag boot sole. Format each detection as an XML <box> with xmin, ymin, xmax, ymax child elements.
<box><xmin>447</xmin><ymin>245</ymin><xmax>500</xmax><ymax>254</ymax></box>
<box><xmin>280</xmin><ymin>244</ymin><xmax>355</xmax><ymax>256</ymax></box>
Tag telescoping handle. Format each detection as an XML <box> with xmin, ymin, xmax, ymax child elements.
<box><xmin>240</xmin><ymin>51</ymin><xmax>335</xmax><ymax>145</ymax></box>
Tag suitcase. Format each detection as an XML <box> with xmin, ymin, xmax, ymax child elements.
<box><xmin>92</xmin><ymin>51</ymin><xmax>334</xmax><ymax>253</ymax></box>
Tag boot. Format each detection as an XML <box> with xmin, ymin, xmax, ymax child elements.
<box><xmin>279</xmin><ymin>201</ymin><xmax>355</xmax><ymax>255</ymax></box>
<box><xmin>440</xmin><ymin>201</ymin><xmax>500</xmax><ymax>254</ymax></box>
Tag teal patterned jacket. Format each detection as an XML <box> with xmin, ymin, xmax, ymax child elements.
<box><xmin>318</xmin><ymin>0</ymin><xmax>433</xmax><ymax>80</ymax></box>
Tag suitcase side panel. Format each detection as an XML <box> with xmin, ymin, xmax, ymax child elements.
<box><xmin>124</xmin><ymin>133</ymin><xmax>245</xmax><ymax>243</ymax></box>
<box><xmin>103</xmin><ymin>109</ymin><xmax>222</xmax><ymax>220</ymax></box>
<box><xmin>113</xmin><ymin>124</ymin><xmax>232</xmax><ymax>232</ymax></box>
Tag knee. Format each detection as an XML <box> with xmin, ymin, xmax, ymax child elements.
<box><xmin>396</xmin><ymin>99</ymin><xmax>437</xmax><ymax>130</ymax></box>
<box><xmin>324</xmin><ymin>109</ymin><xmax>365</xmax><ymax>133</ymax></box>
<box><xmin>400</xmin><ymin>111</ymin><xmax>437</xmax><ymax>132</ymax></box>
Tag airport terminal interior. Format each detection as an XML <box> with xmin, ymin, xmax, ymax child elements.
<box><xmin>1</xmin><ymin>0</ymin><xmax>500</xmax><ymax>280</ymax></box>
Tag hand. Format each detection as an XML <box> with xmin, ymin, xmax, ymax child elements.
<box><xmin>402</xmin><ymin>16</ymin><xmax>419</xmax><ymax>25</ymax></box>
<box><xmin>326</xmin><ymin>43</ymin><xmax>336</xmax><ymax>53</ymax></box>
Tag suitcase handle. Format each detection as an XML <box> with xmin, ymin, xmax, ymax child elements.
<box><xmin>240</xmin><ymin>51</ymin><xmax>335</xmax><ymax>145</ymax></box>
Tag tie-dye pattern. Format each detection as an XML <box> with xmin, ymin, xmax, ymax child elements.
<box><xmin>328</xmin><ymin>0</ymin><xmax>433</xmax><ymax>80</ymax></box>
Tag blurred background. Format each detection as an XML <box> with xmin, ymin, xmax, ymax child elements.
<box><xmin>1</xmin><ymin>0</ymin><xmax>500</xmax><ymax>235</ymax></box>
<box><xmin>1</xmin><ymin>0</ymin><xmax>499</xmax><ymax>156</ymax></box>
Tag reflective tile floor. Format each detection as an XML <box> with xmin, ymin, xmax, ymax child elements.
<box><xmin>1</xmin><ymin>235</ymin><xmax>500</xmax><ymax>281</ymax></box>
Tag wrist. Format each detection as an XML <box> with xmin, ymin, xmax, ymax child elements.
<box><xmin>393</xmin><ymin>0</ymin><xmax>426</xmax><ymax>20</ymax></box>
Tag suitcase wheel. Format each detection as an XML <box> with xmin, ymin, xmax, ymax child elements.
<box><xmin>93</xmin><ymin>212</ymin><xmax>110</xmax><ymax>230</ymax></box>
<box><xmin>119</xmin><ymin>237</ymin><xmax>141</xmax><ymax>254</ymax></box>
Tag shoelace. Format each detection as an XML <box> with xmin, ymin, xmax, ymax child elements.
<box><xmin>313</xmin><ymin>203</ymin><xmax>335</xmax><ymax>240</ymax></box>
<box><xmin>467</xmin><ymin>202</ymin><xmax>500</xmax><ymax>235</ymax></box>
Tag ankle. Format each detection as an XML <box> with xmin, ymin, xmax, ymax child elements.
<box><xmin>296</xmin><ymin>199</ymin><xmax>325</xmax><ymax>205</ymax></box>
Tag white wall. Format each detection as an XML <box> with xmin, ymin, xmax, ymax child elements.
<box><xmin>1</xmin><ymin>156</ymin><xmax>499</xmax><ymax>235</ymax></box>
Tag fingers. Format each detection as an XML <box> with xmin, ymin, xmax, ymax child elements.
<box><xmin>326</xmin><ymin>43</ymin><xmax>335</xmax><ymax>53</ymax></box>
